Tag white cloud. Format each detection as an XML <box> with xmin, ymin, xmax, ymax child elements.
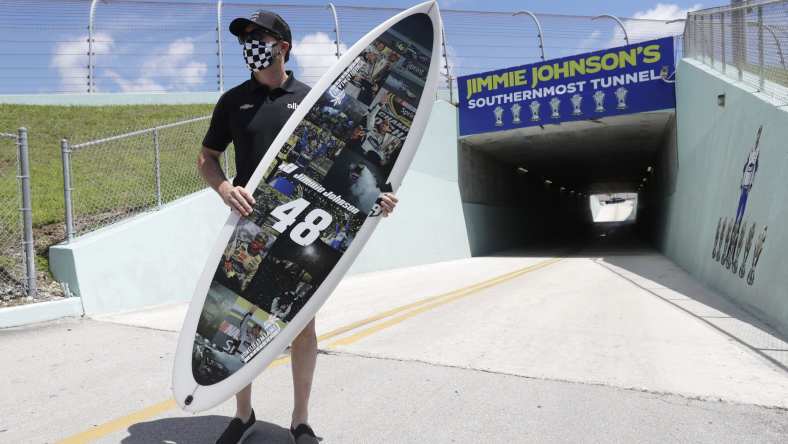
<box><xmin>633</xmin><ymin>3</ymin><xmax>702</xmax><ymax>20</ymax></box>
<box><xmin>608</xmin><ymin>3</ymin><xmax>703</xmax><ymax>46</ymax></box>
<box><xmin>51</xmin><ymin>34</ymin><xmax>209</xmax><ymax>93</ymax></box>
<box><xmin>139</xmin><ymin>39</ymin><xmax>208</xmax><ymax>88</ymax></box>
<box><xmin>51</xmin><ymin>32</ymin><xmax>113</xmax><ymax>92</ymax></box>
<box><xmin>438</xmin><ymin>0</ymin><xmax>462</xmax><ymax>7</ymax></box>
<box><xmin>290</xmin><ymin>32</ymin><xmax>348</xmax><ymax>83</ymax></box>
<box><xmin>104</xmin><ymin>70</ymin><xmax>165</xmax><ymax>93</ymax></box>
<box><xmin>579</xmin><ymin>30</ymin><xmax>603</xmax><ymax>51</ymax></box>
<box><xmin>110</xmin><ymin>38</ymin><xmax>208</xmax><ymax>92</ymax></box>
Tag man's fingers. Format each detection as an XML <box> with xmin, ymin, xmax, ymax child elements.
<box><xmin>380</xmin><ymin>199</ymin><xmax>394</xmax><ymax>212</ymax></box>
<box><xmin>237</xmin><ymin>187</ymin><xmax>256</xmax><ymax>205</ymax></box>
<box><xmin>226</xmin><ymin>195</ymin><xmax>244</xmax><ymax>214</ymax></box>
<box><xmin>228</xmin><ymin>195</ymin><xmax>251</xmax><ymax>216</ymax></box>
<box><xmin>231</xmin><ymin>190</ymin><xmax>254</xmax><ymax>214</ymax></box>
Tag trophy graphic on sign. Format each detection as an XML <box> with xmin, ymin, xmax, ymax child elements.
<box><xmin>615</xmin><ymin>87</ymin><xmax>628</xmax><ymax>110</ymax></box>
<box><xmin>549</xmin><ymin>97</ymin><xmax>561</xmax><ymax>119</ymax></box>
<box><xmin>511</xmin><ymin>103</ymin><xmax>522</xmax><ymax>124</ymax></box>
<box><xmin>529</xmin><ymin>101</ymin><xmax>540</xmax><ymax>121</ymax></box>
<box><xmin>593</xmin><ymin>90</ymin><xmax>605</xmax><ymax>112</ymax></box>
<box><xmin>570</xmin><ymin>94</ymin><xmax>583</xmax><ymax>116</ymax></box>
<box><xmin>493</xmin><ymin>106</ymin><xmax>504</xmax><ymax>126</ymax></box>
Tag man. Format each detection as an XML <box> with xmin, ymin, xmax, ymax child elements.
<box><xmin>723</xmin><ymin>126</ymin><xmax>763</xmax><ymax>266</ymax></box>
<box><xmin>197</xmin><ymin>9</ymin><xmax>399</xmax><ymax>444</ymax></box>
<box><xmin>362</xmin><ymin>103</ymin><xmax>401</xmax><ymax>166</ymax></box>
<box><xmin>735</xmin><ymin>126</ymin><xmax>762</xmax><ymax>227</ymax></box>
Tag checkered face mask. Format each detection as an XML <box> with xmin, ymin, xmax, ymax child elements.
<box><xmin>243</xmin><ymin>40</ymin><xmax>278</xmax><ymax>72</ymax></box>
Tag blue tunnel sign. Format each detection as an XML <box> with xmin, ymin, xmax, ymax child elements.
<box><xmin>457</xmin><ymin>37</ymin><xmax>677</xmax><ymax>137</ymax></box>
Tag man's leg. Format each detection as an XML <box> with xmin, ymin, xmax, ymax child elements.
<box><xmin>216</xmin><ymin>384</ymin><xmax>255</xmax><ymax>443</ymax></box>
<box><xmin>235</xmin><ymin>384</ymin><xmax>253</xmax><ymax>421</ymax></box>
<box><xmin>291</xmin><ymin>318</ymin><xmax>317</xmax><ymax>427</ymax></box>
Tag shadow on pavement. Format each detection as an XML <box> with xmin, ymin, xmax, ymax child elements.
<box><xmin>122</xmin><ymin>415</ymin><xmax>292</xmax><ymax>444</ymax></box>
<box><xmin>589</xmin><ymin>222</ymin><xmax>788</xmax><ymax>371</ymax></box>
<box><xmin>487</xmin><ymin>221</ymin><xmax>788</xmax><ymax>371</ymax></box>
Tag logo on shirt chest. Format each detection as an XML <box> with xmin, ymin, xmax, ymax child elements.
<box><xmin>239</xmin><ymin>104</ymin><xmax>255</xmax><ymax>111</ymax></box>
<box><xmin>287</xmin><ymin>102</ymin><xmax>299</xmax><ymax>110</ymax></box>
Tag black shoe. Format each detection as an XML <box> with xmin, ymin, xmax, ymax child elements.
<box><xmin>290</xmin><ymin>423</ymin><xmax>320</xmax><ymax>444</ymax></box>
<box><xmin>216</xmin><ymin>410</ymin><xmax>256</xmax><ymax>444</ymax></box>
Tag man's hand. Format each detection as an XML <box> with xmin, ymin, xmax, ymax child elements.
<box><xmin>219</xmin><ymin>181</ymin><xmax>255</xmax><ymax>217</ymax></box>
<box><xmin>378</xmin><ymin>192</ymin><xmax>398</xmax><ymax>218</ymax></box>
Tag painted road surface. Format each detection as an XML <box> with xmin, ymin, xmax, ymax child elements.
<box><xmin>1</xmin><ymin>245</ymin><xmax>787</xmax><ymax>443</ymax></box>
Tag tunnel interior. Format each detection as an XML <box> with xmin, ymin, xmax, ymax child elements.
<box><xmin>458</xmin><ymin>110</ymin><xmax>677</xmax><ymax>255</ymax></box>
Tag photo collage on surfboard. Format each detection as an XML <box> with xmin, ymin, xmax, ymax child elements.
<box><xmin>193</xmin><ymin>14</ymin><xmax>433</xmax><ymax>384</ymax></box>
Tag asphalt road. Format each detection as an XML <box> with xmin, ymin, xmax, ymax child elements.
<box><xmin>1</xmin><ymin>247</ymin><xmax>787</xmax><ymax>443</ymax></box>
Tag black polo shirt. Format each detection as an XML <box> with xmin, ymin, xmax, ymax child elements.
<box><xmin>202</xmin><ymin>70</ymin><xmax>310</xmax><ymax>187</ymax></box>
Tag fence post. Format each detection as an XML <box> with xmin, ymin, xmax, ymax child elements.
<box><xmin>731</xmin><ymin>0</ymin><xmax>744</xmax><ymax>81</ymax></box>
<box><xmin>17</xmin><ymin>128</ymin><xmax>36</xmax><ymax>297</ymax></box>
<box><xmin>328</xmin><ymin>3</ymin><xmax>342</xmax><ymax>59</ymax></box>
<box><xmin>222</xmin><ymin>151</ymin><xmax>229</xmax><ymax>177</ymax></box>
<box><xmin>513</xmin><ymin>11</ymin><xmax>546</xmax><ymax>61</ymax></box>
<box><xmin>757</xmin><ymin>5</ymin><xmax>764</xmax><ymax>90</ymax></box>
<box><xmin>692</xmin><ymin>15</ymin><xmax>698</xmax><ymax>58</ymax></box>
<box><xmin>700</xmin><ymin>14</ymin><xmax>706</xmax><ymax>64</ymax></box>
<box><xmin>153</xmin><ymin>128</ymin><xmax>162</xmax><ymax>208</ymax></box>
<box><xmin>721</xmin><ymin>11</ymin><xmax>726</xmax><ymax>74</ymax></box>
<box><xmin>441</xmin><ymin>27</ymin><xmax>454</xmax><ymax>104</ymax></box>
<box><xmin>88</xmin><ymin>0</ymin><xmax>100</xmax><ymax>93</ymax></box>
<box><xmin>592</xmin><ymin>14</ymin><xmax>629</xmax><ymax>46</ymax></box>
<box><xmin>61</xmin><ymin>139</ymin><xmax>75</xmax><ymax>242</ymax></box>
<box><xmin>217</xmin><ymin>0</ymin><xmax>224</xmax><ymax>92</ymax></box>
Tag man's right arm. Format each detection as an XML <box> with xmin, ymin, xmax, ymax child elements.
<box><xmin>200</xmin><ymin>93</ymin><xmax>255</xmax><ymax>216</ymax></box>
<box><xmin>198</xmin><ymin>146</ymin><xmax>254</xmax><ymax>216</ymax></box>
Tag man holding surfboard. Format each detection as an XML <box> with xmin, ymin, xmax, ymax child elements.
<box><xmin>197</xmin><ymin>9</ymin><xmax>399</xmax><ymax>444</ymax></box>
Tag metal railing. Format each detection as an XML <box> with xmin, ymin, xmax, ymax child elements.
<box><xmin>685</xmin><ymin>0</ymin><xmax>788</xmax><ymax>104</ymax></box>
<box><xmin>0</xmin><ymin>129</ymin><xmax>36</xmax><ymax>300</ymax></box>
<box><xmin>0</xmin><ymin>0</ymin><xmax>684</xmax><ymax>99</ymax></box>
<box><xmin>60</xmin><ymin>116</ymin><xmax>235</xmax><ymax>240</ymax></box>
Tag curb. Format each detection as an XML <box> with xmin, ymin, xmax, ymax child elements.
<box><xmin>0</xmin><ymin>298</ymin><xmax>84</xmax><ymax>328</ymax></box>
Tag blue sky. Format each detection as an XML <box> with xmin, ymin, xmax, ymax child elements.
<box><xmin>217</xmin><ymin>0</ymin><xmax>706</xmax><ymax>17</ymax></box>
<box><xmin>0</xmin><ymin>0</ymin><xmax>706</xmax><ymax>94</ymax></box>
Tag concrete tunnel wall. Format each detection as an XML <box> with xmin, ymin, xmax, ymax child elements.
<box><xmin>643</xmin><ymin>59</ymin><xmax>788</xmax><ymax>337</ymax></box>
<box><xmin>458</xmin><ymin>143</ymin><xmax>592</xmax><ymax>256</ymax></box>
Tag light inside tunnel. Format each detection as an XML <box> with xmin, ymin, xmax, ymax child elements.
<box><xmin>590</xmin><ymin>193</ymin><xmax>638</xmax><ymax>223</ymax></box>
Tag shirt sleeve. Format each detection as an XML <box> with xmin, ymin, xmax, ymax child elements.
<box><xmin>202</xmin><ymin>93</ymin><xmax>232</xmax><ymax>152</ymax></box>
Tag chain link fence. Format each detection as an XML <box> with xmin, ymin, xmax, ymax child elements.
<box><xmin>0</xmin><ymin>129</ymin><xmax>36</xmax><ymax>300</ymax></box>
<box><xmin>0</xmin><ymin>0</ymin><xmax>683</xmax><ymax>97</ymax></box>
<box><xmin>61</xmin><ymin>117</ymin><xmax>235</xmax><ymax>239</ymax></box>
<box><xmin>685</xmin><ymin>0</ymin><xmax>788</xmax><ymax>104</ymax></box>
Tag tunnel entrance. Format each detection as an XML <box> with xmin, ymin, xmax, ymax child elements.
<box><xmin>454</xmin><ymin>36</ymin><xmax>678</xmax><ymax>257</ymax></box>
<box><xmin>458</xmin><ymin>111</ymin><xmax>675</xmax><ymax>256</ymax></box>
<box><xmin>591</xmin><ymin>193</ymin><xmax>638</xmax><ymax>223</ymax></box>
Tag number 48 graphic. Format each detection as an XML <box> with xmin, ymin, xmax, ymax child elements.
<box><xmin>270</xmin><ymin>198</ymin><xmax>333</xmax><ymax>247</ymax></box>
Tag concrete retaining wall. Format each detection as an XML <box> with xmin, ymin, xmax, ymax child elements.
<box><xmin>654</xmin><ymin>59</ymin><xmax>788</xmax><ymax>336</ymax></box>
<box><xmin>48</xmin><ymin>100</ymin><xmax>470</xmax><ymax>315</ymax></box>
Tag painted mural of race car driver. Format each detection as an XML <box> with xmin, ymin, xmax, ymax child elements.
<box><xmin>735</xmin><ymin>126</ymin><xmax>762</xmax><ymax>227</ymax></box>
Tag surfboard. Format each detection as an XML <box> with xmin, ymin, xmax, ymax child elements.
<box><xmin>173</xmin><ymin>1</ymin><xmax>443</xmax><ymax>412</ymax></box>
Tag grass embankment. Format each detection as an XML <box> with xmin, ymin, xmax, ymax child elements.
<box><xmin>0</xmin><ymin>103</ymin><xmax>220</xmax><ymax>292</ymax></box>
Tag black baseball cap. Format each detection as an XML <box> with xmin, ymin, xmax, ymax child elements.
<box><xmin>230</xmin><ymin>10</ymin><xmax>292</xmax><ymax>60</ymax></box>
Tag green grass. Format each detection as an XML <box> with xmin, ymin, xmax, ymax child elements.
<box><xmin>0</xmin><ymin>103</ymin><xmax>237</xmax><ymax>288</ymax></box>
<box><xmin>0</xmin><ymin>104</ymin><xmax>216</xmax><ymax>227</ymax></box>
